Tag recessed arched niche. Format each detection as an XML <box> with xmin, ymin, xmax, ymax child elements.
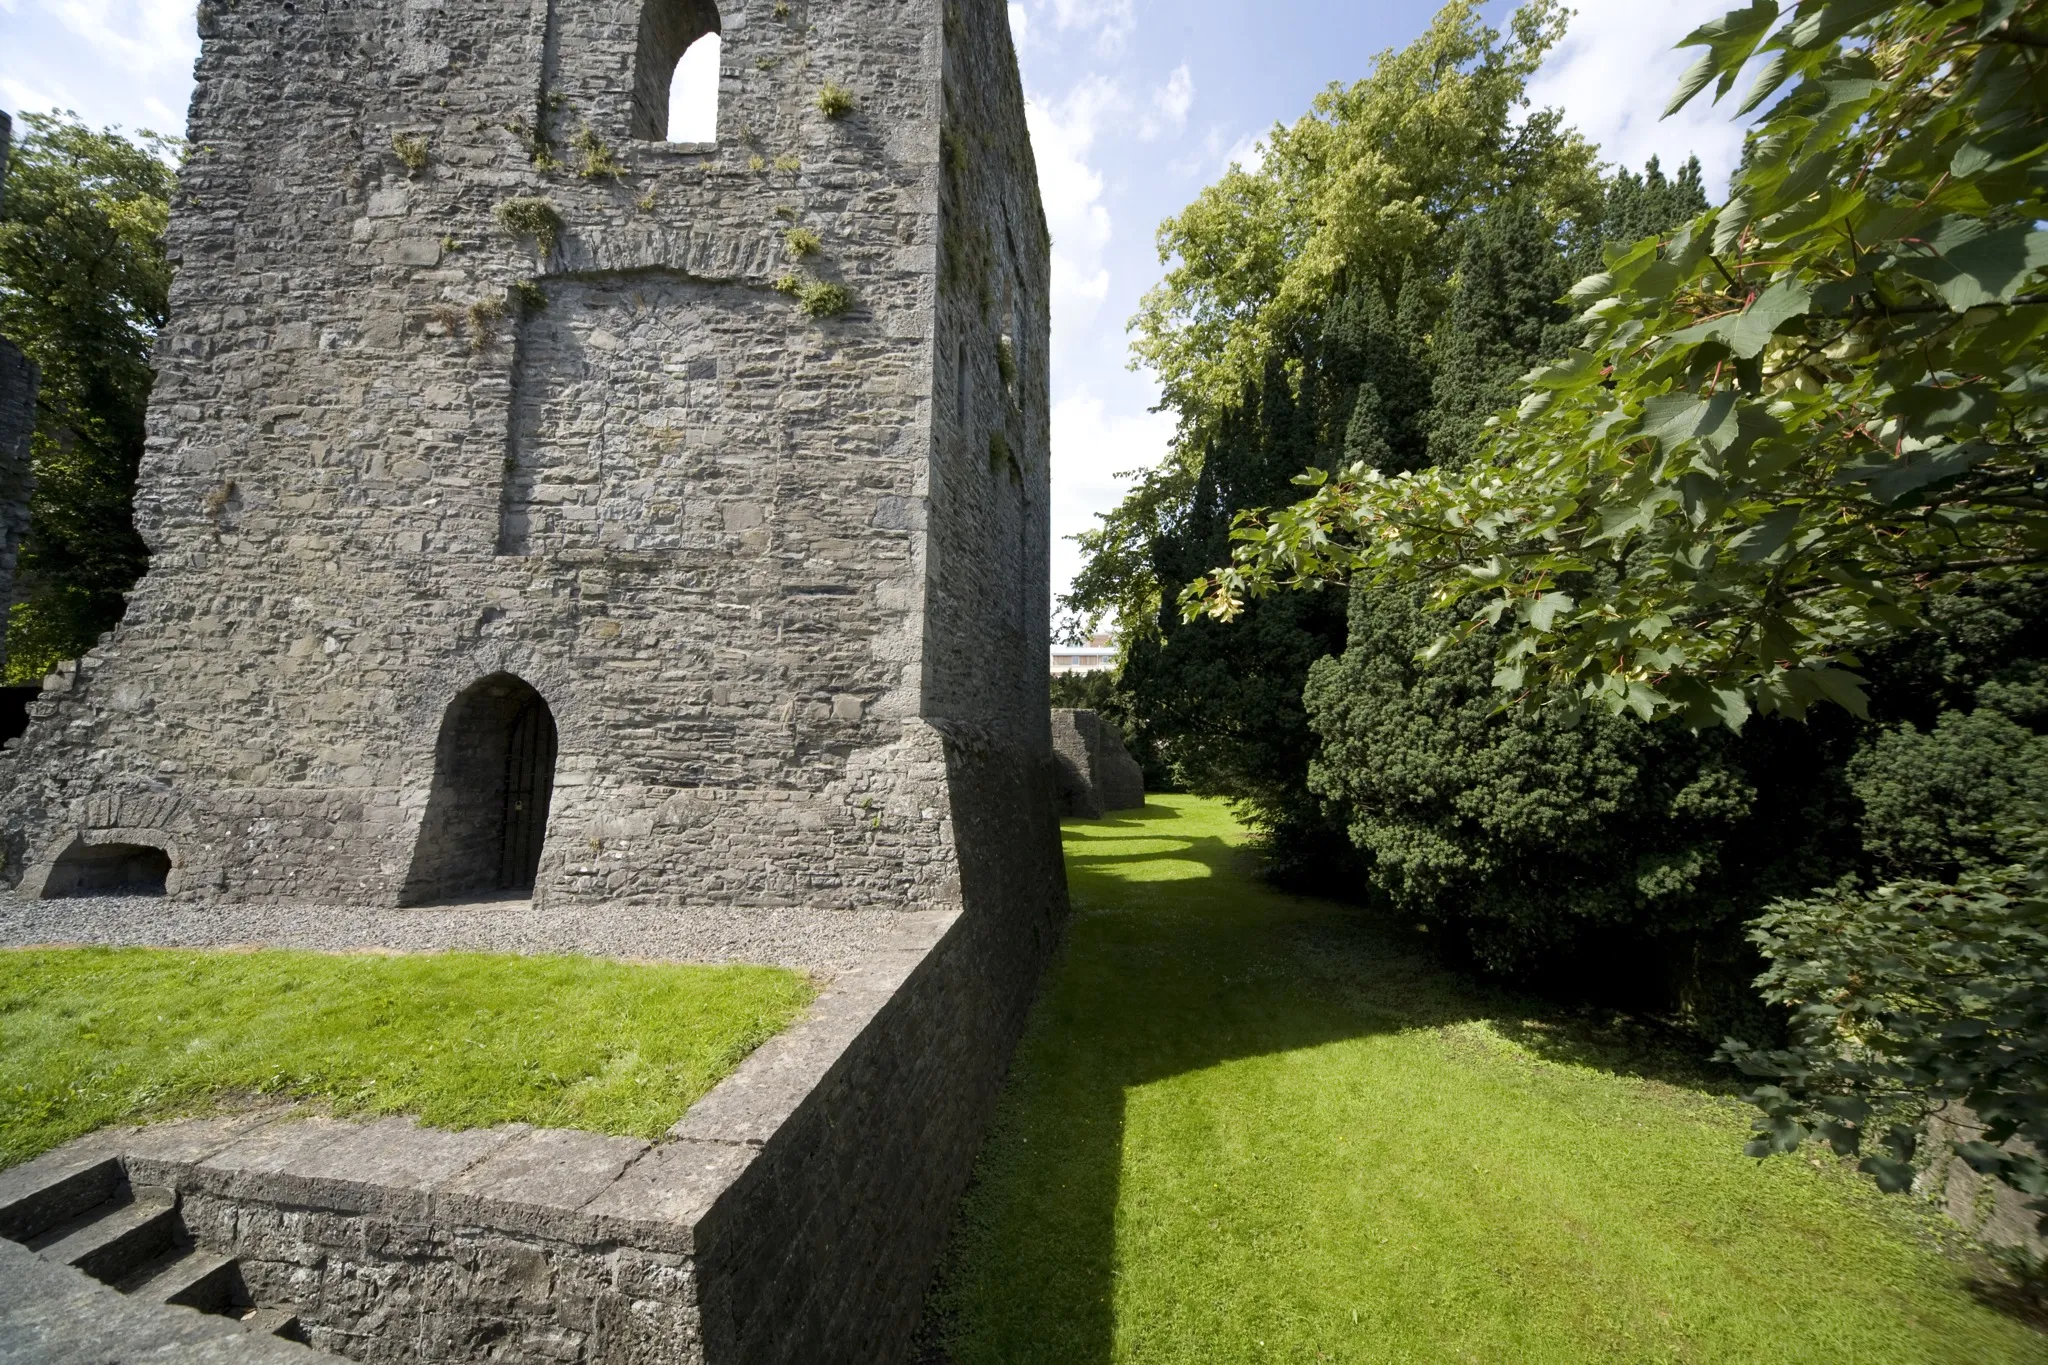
<box><xmin>42</xmin><ymin>839</ymin><xmax>172</xmax><ymax>898</ymax></box>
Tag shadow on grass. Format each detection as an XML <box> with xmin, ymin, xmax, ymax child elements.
<box><xmin>918</xmin><ymin>800</ymin><xmax>1743</xmax><ymax>1365</ymax></box>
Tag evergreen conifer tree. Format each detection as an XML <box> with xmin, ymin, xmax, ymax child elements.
<box><xmin>1426</xmin><ymin>197</ymin><xmax>1580</xmax><ymax>469</ymax></box>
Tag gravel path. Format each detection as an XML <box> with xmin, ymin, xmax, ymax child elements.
<box><xmin>0</xmin><ymin>894</ymin><xmax>926</xmax><ymax>972</ymax></box>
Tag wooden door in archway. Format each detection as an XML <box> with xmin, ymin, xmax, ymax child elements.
<box><xmin>499</xmin><ymin>694</ymin><xmax>557</xmax><ymax>892</ymax></box>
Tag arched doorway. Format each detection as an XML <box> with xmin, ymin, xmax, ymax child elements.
<box><xmin>402</xmin><ymin>673</ymin><xmax>559</xmax><ymax>904</ymax></box>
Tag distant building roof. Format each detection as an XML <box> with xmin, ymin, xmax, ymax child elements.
<box><xmin>1050</xmin><ymin>645</ymin><xmax>1116</xmax><ymax>675</ymax></box>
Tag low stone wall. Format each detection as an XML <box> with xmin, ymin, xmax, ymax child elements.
<box><xmin>7</xmin><ymin>883</ymin><xmax>1056</xmax><ymax>1364</ymax></box>
<box><xmin>1916</xmin><ymin>1107</ymin><xmax>2047</xmax><ymax>1260</ymax></box>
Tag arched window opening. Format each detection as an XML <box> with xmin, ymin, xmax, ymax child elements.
<box><xmin>668</xmin><ymin>33</ymin><xmax>721</xmax><ymax>142</ymax></box>
<box><xmin>44</xmin><ymin>841</ymin><xmax>171</xmax><ymax>898</ymax></box>
<box><xmin>403</xmin><ymin>673</ymin><xmax>559</xmax><ymax>905</ymax></box>
<box><xmin>631</xmin><ymin>0</ymin><xmax>722</xmax><ymax>142</ymax></box>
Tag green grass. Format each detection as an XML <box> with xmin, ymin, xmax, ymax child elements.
<box><xmin>0</xmin><ymin>947</ymin><xmax>814</xmax><ymax>1168</ymax></box>
<box><xmin>931</xmin><ymin>795</ymin><xmax>2046</xmax><ymax>1364</ymax></box>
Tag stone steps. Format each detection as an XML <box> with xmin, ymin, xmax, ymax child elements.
<box><xmin>29</xmin><ymin>1183</ymin><xmax>180</xmax><ymax>1282</ymax></box>
<box><xmin>0</xmin><ymin>1152</ymin><xmax>308</xmax><ymax>1347</ymax></box>
<box><xmin>240</xmin><ymin>1307</ymin><xmax>305</xmax><ymax>1340</ymax></box>
<box><xmin>122</xmin><ymin>1244</ymin><xmax>243</xmax><ymax>1312</ymax></box>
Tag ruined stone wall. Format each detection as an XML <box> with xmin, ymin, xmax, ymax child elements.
<box><xmin>0</xmin><ymin>110</ymin><xmax>38</xmax><ymax>683</ymax></box>
<box><xmin>1051</xmin><ymin>708</ymin><xmax>1142</xmax><ymax>818</ymax></box>
<box><xmin>0</xmin><ymin>0</ymin><xmax>1055</xmax><ymax>928</ymax></box>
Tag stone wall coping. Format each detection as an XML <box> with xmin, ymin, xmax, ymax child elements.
<box><xmin>1</xmin><ymin>909</ymin><xmax>961</xmax><ymax>1260</ymax></box>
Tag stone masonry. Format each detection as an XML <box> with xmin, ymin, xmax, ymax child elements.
<box><xmin>2</xmin><ymin>902</ymin><xmax>1052</xmax><ymax>1364</ymax></box>
<box><xmin>0</xmin><ymin>4</ymin><xmax>1067</xmax><ymax>1359</ymax></box>
<box><xmin>0</xmin><ymin>0</ymin><xmax>1062</xmax><ymax>923</ymax></box>
<box><xmin>1050</xmin><ymin>707</ymin><xmax>1142</xmax><ymax>819</ymax></box>
<box><xmin>0</xmin><ymin>111</ymin><xmax>38</xmax><ymax>682</ymax></box>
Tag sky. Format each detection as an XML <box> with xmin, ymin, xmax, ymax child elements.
<box><xmin>0</xmin><ymin>0</ymin><xmax>1748</xmax><ymax>615</ymax></box>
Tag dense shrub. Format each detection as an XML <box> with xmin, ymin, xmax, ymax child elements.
<box><xmin>1306</xmin><ymin>581</ymin><xmax>1860</xmax><ymax>1036</ymax></box>
<box><xmin>1851</xmin><ymin>709</ymin><xmax>2048</xmax><ymax>880</ymax></box>
<box><xmin>1725</xmin><ymin>832</ymin><xmax>2048</xmax><ymax>1234</ymax></box>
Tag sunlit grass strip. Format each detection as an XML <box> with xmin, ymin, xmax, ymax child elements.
<box><xmin>930</xmin><ymin>795</ymin><xmax>2040</xmax><ymax>1364</ymax></box>
<box><xmin>0</xmin><ymin>947</ymin><xmax>815</xmax><ymax>1168</ymax></box>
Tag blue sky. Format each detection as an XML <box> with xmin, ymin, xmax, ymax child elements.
<box><xmin>0</xmin><ymin>0</ymin><xmax>1746</xmax><ymax>608</ymax></box>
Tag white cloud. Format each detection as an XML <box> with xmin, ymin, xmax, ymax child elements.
<box><xmin>1221</xmin><ymin>130</ymin><xmax>1265</xmax><ymax>176</ymax></box>
<box><xmin>1007</xmin><ymin>3</ymin><xmax>1029</xmax><ymax>51</ymax></box>
<box><xmin>1025</xmin><ymin>77</ymin><xmax>1120</xmax><ymax>339</ymax></box>
<box><xmin>1036</xmin><ymin>0</ymin><xmax>1134</xmax><ymax>56</ymax></box>
<box><xmin>1528</xmin><ymin>0</ymin><xmax>1749</xmax><ymax>197</ymax></box>
<box><xmin>1139</xmin><ymin>63</ymin><xmax>1193</xmax><ymax>142</ymax></box>
<box><xmin>1</xmin><ymin>0</ymin><xmax>199</xmax><ymax>138</ymax></box>
<box><xmin>43</xmin><ymin>0</ymin><xmax>197</xmax><ymax>83</ymax></box>
<box><xmin>1049</xmin><ymin>391</ymin><xmax>1175</xmax><ymax>609</ymax></box>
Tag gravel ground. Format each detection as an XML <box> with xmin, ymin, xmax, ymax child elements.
<box><xmin>0</xmin><ymin>894</ymin><xmax>924</xmax><ymax>972</ymax></box>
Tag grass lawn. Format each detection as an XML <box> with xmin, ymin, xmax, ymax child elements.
<box><xmin>0</xmin><ymin>947</ymin><xmax>814</xmax><ymax>1168</ymax></box>
<box><xmin>929</xmin><ymin>795</ymin><xmax>2046</xmax><ymax>1365</ymax></box>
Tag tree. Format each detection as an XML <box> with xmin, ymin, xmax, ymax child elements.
<box><xmin>1183</xmin><ymin>0</ymin><xmax>2048</xmax><ymax>1216</ymax></box>
<box><xmin>1308</xmin><ymin>579</ymin><xmax>1765</xmax><ymax>975</ymax></box>
<box><xmin>1128</xmin><ymin>0</ymin><xmax>1598</xmax><ymax>434</ymax></box>
<box><xmin>1190</xmin><ymin>0</ymin><xmax>2048</xmax><ymax>730</ymax></box>
<box><xmin>1425</xmin><ymin>196</ymin><xmax>1580</xmax><ymax>468</ymax></box>
<box><xmin>1064</xmin><ymin>2</ymin><xmax>1605</xmax><ymax>873</ymax></box>
<box><xmin>0</xmin><ymin>113</ymin><xmax>176</xmax><ymax>682</ymax></box>
<box><xmin>1301</xmin><ymin>161</ymin><xmax>1818</xmax><ymax>1011</ymax></box>
<box><xmin>1723</xmin><ymin>836</ymin><xmax>2047</xmax><ymax>1232</ymax></box>
<box><xmin>1119</xmin><ymin>348</ymin><xmax>1355</xmax><ymax>877</ymax></box>
<box><xmin>1075</xmin><ymin>0</ymin><xmax>1599</xmax><ymax>642</ymax></box>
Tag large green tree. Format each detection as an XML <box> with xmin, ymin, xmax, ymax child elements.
<box><xmin>1295</xmin><ymin>161</ymin><xmax>1836</xmax><ymax>1011</ymax></box>
<box><xmin>1073</xmin><ymin>0</ymin><xmax>1600</xmax><ymax>641</ymax></box>
<box><xmin>1185</xmin><ymin>0</ymin><xmax>2048</xmax><ymax>1221</ymax></box>
<box><xmin>1191</xmin><ymin>0</ymin><xmax>2048</xmax><ymax>730</ymax></box>
<box><xmin>1066</xmin><ymin>1</ymin><xmax>1606</xmax><ymax>872</ymax></box>
<box><xmin>1128</xmin><ymin>0</ymin><xmax>1598</xmax><ymax>431</ymax></box>
<box><xmin>0</xmin><ymin>113</ymin><xmax>176</xmax><ymax>682</ymax></box>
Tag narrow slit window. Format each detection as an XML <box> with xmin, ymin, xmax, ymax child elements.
<box><xmin>631</xmin><ymin>0</ymin><xmax>721</xmax><ymax>142</ymax></box>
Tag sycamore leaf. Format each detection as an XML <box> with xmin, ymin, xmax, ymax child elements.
<box><xmin>1807</xmin><ymin>667</ymin><xmax>1869</xmax><ymax>719</ymax></box>
<box><xmin>1730</xmin><ymin>506</ymin><xmax>1801</xmax><ymax>562</ymax></box>
<box><xmin>1860</xmin><ymin>442</ymin><xmax>1993</xmax><ymax>503</ymax></box>
<box><xmin>1668</xmin><ymin>2</ymin><xmax>1782</xmax><ymax>116</ymax></box>
<box><xmin>1787</xmin><ymin>0</ymin><xmax>1892</xmax><ymax>48</ymax></box>
<box><xmin>1737</xmin><ymin>49</ymin><xmax>1794</xmax><ymax>116</ymax></box>
<box><xmin>1725</xmin><ymin>280</ymin><xmax>1812</xmax><ymax>357</ymax></box>
<box><xmin>1641</xmin><ymin>392</ymin><xmax>1747</xmax><ymax>454</ymax></box>
<box><xmin>1896</xmin><ymin>220</ymin><xmax>2048</xmax><ymax>310</ymax></box>
<box><xmin>1859</xmin><ymin>1155</ymin><xmax>1915</xmax><ymax>1194</ymax></box>
<box><xmin>1524</xmin><ymin>349</ymin><xmax>1600</xmax><ymax>391</ymax></box>
<box><xmin>1978</xmin><ymin>0</ymin><xmax>2023</xmax><ymax>36</ymax></box>
<box><xmin>1526</xmin><ymin>591</ymin><xmax>1575</xmax><ymax>632</ymax></box>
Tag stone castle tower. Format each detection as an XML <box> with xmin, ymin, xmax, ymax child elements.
<box><xmin>0</xmin><ymin>0</ymin><xmax>1062</xmax><ymax>928</ymax></box>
